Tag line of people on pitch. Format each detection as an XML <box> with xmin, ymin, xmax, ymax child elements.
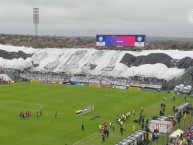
<box><xmin>116</xmin><ymin>107</ymin><xmax>144</xmax><ymax>125</ymax></box>
<box><xmin>19</xmin><ymin>110</ymin><xmax>42</xmax><ymax>119</ymax></box>
<box><xmin>117</xmin><ymin>107</ymin><xmax>145</xmax><ymax>131</ymax></box>
<box><xmin>117</xmin><ymin>107</ymin><xmax>144</xmax><ymax>121</ymax></box>
<box><xmin>116</xmin><ymin>111</ymin><xmax>131</xmax><ymax>124</ymax></box>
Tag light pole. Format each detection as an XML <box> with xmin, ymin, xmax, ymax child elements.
<box><xmin>33</xmin><ymin>8</ymin><xmax>39</xmax><ymax>36</ymax></box>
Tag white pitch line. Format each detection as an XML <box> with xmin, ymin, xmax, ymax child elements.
<box><xmin>0</xmin><ymin>101</ymin><xmax>43</xmax><ymax>112</ymax></box>
<box><xmin>73</xmin><ymin>132</ymin><xmax>99</xmax><ymax>145</ymax></box>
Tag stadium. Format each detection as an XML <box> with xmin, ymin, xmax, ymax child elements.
<box><xmin>0</xmin><ymin>34</ymin><xmax>193</xmax><ymax>145</ymax></box>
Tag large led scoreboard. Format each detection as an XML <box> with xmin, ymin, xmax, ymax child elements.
<box><xmin>96</xmin><ymin>35</ymin><xmax>146</xmax><ymax>47</ymax></box>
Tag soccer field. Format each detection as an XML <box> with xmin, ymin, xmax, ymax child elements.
<box><xmin>0</xmin><ymin>83</ymin><xmax>191</xmax><ymax>145</ymax></box>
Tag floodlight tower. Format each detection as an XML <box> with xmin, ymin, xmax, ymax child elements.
<box><xmin>33</xmin><ymin>8</ymin><xmax>39</xmax><ymax>36</ymax></box>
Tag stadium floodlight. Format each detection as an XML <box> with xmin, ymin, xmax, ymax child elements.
<box><xmin>33</xmin><ymin>8</ymin><xmax>39</xmax><ymax>36</ymax></box>
<box><xmin>187</xmin><ymin>9</ymin><xmax>193</xmax><ymax>24</ymax></box>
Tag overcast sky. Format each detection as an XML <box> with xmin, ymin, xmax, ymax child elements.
<box><xmin>0</xmin><ymin>0</ymin><xmax>193</xmax><ymax>37</ymax></box>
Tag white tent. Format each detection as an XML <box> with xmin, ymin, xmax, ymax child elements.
<box><xmin>169</xmin><ymin>129</ymin><xmax>184</xmax><ymax>138</ymax></box>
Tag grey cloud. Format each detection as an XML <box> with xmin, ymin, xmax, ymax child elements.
<box><xmin>0</xmin><ymin>0</ymin><xmax>193</xmax><ymax>37</ymax></box>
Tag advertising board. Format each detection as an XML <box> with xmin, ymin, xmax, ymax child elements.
<box><xmin>74</xmin><ymin>82</ymin><xmax>88</xmax><ymax>86</ymax></box>
<box><xmin>128</xmin><ymin>87</ymin><xmax>141</xmax><ymax>91</ymax></box>
<box><xmin>30</xmin><ymin>80</ymin><xmax>40</xmax><ymax>83</ymax></box>
<box><xmin>89</xmin><ymin>83</ymin><xmax>99</xmax><ymax>87</ymax></box>
<box><xmin>114</xmin><ymin>85</ymin><xmax>127</xmax><ymax>90</ymax></box>
<box><xmin>100</xmin><ymin>84</ymin><xmax>112</xmax><ymax>88</ymax></box>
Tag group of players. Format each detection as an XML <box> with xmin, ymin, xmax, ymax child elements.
<box><xmin>19</xmin><ymin>110</ymin><xmax>42</xmax><ymax>119</ymax></box>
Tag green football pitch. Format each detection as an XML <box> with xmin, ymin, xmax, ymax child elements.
<box><xmin>0</xmin><ymin>83</ymin><xmax>191</xmax><ymax>145</ymax></box>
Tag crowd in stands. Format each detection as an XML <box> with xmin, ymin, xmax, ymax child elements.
<box><xmin>19</xmin><ymin>72</ymin><xmax>163</xmax><ymax>89</ymax></box>
<box><xmin>169</xmin><ymin>126</ymin><xmax>193</xmax><ymax>145</ymax></box>
<box><xmin>128</xmin><ymin>76</ymin><xmax>163</xmax><ymax>86</ymax></box>
<box><xmin>20</xmin><ymin>72</ymin><xmax>65</xmax><ymax>82</ymax></box>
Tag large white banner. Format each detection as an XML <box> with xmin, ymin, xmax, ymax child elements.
<box><xmin>148</xmin><ymin>120</ymin><xmax>173</xmax><ymax>133</ymax></box>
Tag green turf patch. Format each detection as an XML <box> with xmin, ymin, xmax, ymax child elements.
<box><xmin>0</xmin><ymin>83</ymin><xmax>191</xmax><ymax>145</ymax></box>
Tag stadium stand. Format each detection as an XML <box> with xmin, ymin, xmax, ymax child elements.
<box><xmin>0</xmin><ymin>46</ymin><xmax>192</xmax><ymax>92</ymax></box>
<box><xmin>19</xmin><ymin>72</ymin><xmax>164</xmax><ymax>90</ymax></box>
